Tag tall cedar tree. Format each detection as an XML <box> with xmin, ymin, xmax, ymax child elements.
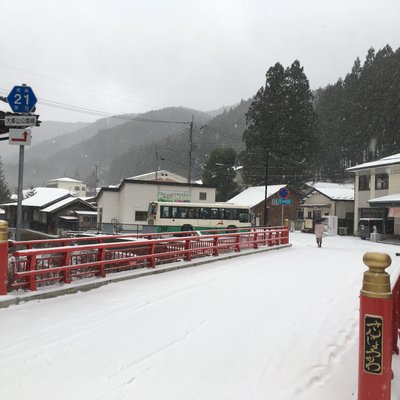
<box><xmin>0</xmin><ymin>156</ymin><xmax>11</xmax><ymax>203</ymax></box>
<box><xmin>242</xmin><ymin>61</ymin><xmax>318</xmax><ymax>187</ymax></box>
<box><xmin>315</xmin><ymin>45</ymin><xmax>400</xmax><ymax>181</ymax></box>
<box><xmin>202</xmin><ymin>148</ymin><xmax>239</xmax><ymax>201</ymax></box>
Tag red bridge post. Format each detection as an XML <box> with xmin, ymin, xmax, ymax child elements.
<box><xmin>358</xmin><ymin>252</ymin><xmax>393</xmax><ymax>400</ymax></box>
<box><xmin>0</xmin><ymin>221</ymin><xmax>9</xmax><ymax>295</ymax></box>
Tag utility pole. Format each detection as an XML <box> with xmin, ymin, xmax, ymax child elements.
<box><xmin>93</xmin><ymin>165</ymin><xmax>99</xmax><ymax>196</ymax></box>
<box><xmin>155</xmin><ymin>144</ymin><xmax>159</xmax><ymax>181</ymax></box>
<box><xmin>16</xmin><ymin>144</ymin><xmax>24</xmax><ymax>241</ymax></box>
<box><xmin>187</xmin><ymin>115</ymin><xmax>194</xmax><ymax>183</ymax></box>
<box><xmin>263</xmin><ymin>149</ymin><xmax>269</xmax><ymax>226</ymax></box>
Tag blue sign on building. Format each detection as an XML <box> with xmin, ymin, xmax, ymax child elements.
<box><xmin>7</xmin><ymin>85</ymin><xmax>37</xmax><ymax>113</ymax></box>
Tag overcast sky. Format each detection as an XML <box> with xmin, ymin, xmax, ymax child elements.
<box><xmin>1</xmin><ymin>0</ymin><xmax>399</xmax><ymax>123</ymax></box>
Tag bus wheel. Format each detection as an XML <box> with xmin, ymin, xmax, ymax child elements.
<box><xmin>181</xmin><ymin>224</ymin><xmax>193</xmax><ymax>231</ymax></box>
<box><xmin>227</xmin><ymin>225</ymin><xmax>237</xmax><ymax>230</ymax></box>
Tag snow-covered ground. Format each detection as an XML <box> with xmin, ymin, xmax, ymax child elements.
<box><xmin>1</xmin><ymin>232</ymin><xmax>400</xmax><ymax>400</ymax></box>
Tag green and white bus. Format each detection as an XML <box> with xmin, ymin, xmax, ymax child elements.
<box><xmin>147</xmin><ymin>201</ymin><xmax>251</xmax><ymax>232</ymax></box>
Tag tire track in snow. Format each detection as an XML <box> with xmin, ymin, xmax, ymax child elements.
<box><xmin>279</xmin><ymin>314</ymin><xmax>358</xmax><ymax>399</ymax></box>
<box><xmin>95</xmin><ymin>314</ymin><xmax>216</xmax><ymax>400</ymax></box>
<box><xmin>0</xmin><ymin>261</ymin><xmax>243</xmax><ymax>364</ymax></box>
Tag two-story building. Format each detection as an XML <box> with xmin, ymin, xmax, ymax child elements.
<box><xmin>46</xmin><ymin>178</ymin><xmax>87</xmax><ymax>197</ymax></box>
<box><xmin>347</xmin><ymin>153</ymin><xmax>400</xmax><ymax>236</ymax></box>
<box><xmin>1</xmin><ymin>187</ymin><xmax>96</xmax><ymax>236</ymax></box>
<box><xmin>299</xmin><ymin>182</ymin><xmax>354</xmax><ymax>235</ymax></box>
<box><xmin>97</xmin><ymin>173</ymin><xmax>216</xmax><ymax>233</ymax></box>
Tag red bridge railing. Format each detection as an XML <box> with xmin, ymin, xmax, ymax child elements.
<box><xmin>0</xmin><ymin>223</ymin><xmax>289</xmax><ymax>295</ymax></box>
<box><xmin>358</xmin><ymin>252</ymin><xmax>400</xmax><ymax>400</ymax></box>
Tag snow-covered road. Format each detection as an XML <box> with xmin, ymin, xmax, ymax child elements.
<box><xmin>1</xmin><ymin>232</ymin><xmax>400</xmax><ymax>400</ymax></box>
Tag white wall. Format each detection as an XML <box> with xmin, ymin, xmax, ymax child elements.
<box><xmin>98</xmin><ymin>182</ymin><xmax>216</xmax><ymax>227</ymax></box>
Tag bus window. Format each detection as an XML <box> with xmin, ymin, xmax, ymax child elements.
<box><xmin>199</xmin><ymin>208</ymin><xmax>210</xmax><ymax>219</ymax></box>
<box><xmin>210</xmin><ymin>208</ymin><xmax>219</xmax><ymax>219</ymax></box>
<box><xmin>225</xmin><ymin>208</ymin><xmax>236</xmax><ymax>220</ymax></box>
<box><xmin>172</xmin><ymin>207</ymin><xmax>178</xmax><ymax>218</ymax></box>
<box><xmin>188</xmin><ymin>208</ymin><xmax>198</xmax><ymax>219</ymax></box>
<box><xmin>161</xmin><ymin>206</ymin><xmax>170</xmax><ymax>218</ymax></box>
<box><xmin>219</xmin><ymin>208</ymin><xmax>225</xmax><ymax>219</ymax></box>
<box><xmin>237</xmin><ymin>209</ymin><xmax>249</xmax><ymax>223</ymax></box>
<box><xmin>180</xmin><ymin>207</ymin><xmax>188</xmax><ymax>218</ymax></box>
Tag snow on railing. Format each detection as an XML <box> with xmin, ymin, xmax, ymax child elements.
<box><xmin>0</xmin><ymin>224</ymin><xmax>290</xmax><ymax>294</ymax></box>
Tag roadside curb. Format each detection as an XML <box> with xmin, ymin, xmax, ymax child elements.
<box><xmin>0</xmin><ymin>243</ymin><xmax>291</xmax><ymax>308</ymax></box>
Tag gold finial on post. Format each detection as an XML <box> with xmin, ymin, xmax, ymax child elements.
<box><xmin>0</xmin><ymin>220</ymin><xmax>8</xmax><ymax>243</ymax></box>
<box><xmin>361</xmin><ymin>252</ymin><xmax>392</xmax><ymax>299</ymax></box>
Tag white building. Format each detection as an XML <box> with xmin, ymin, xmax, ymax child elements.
<box><xmin>46</xmin><ymin>178</ymin><xmax>87</xmax><ymax>197</ymax></box>
<box><xmin>299</xmin><ymin>182</ymin><xmax>354</xmax><ymax>234</ymax></box>
<box><xmin>97</xmin><ymin>177</ymin><xmax>216</xmax><ymax>233</ymax></box>
<box><xmin>347</xmin><ymin>153</ymin><xmax>400</xmax><ymax>235</ymax></box>
<box><xmin>131</xmin><ymin>170</ymin><xmax>188</xmax><ymax>183</ymax></box>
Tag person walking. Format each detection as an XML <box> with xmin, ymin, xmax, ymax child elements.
<box><xmin>314</xmin><ymin>219</ymin><xmax>324</xmax><ymax>248</ymax></box>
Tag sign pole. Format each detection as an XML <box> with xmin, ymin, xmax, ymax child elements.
<box><xmin>16</xmin><ymin>145</ymin><xmax>24</xmax><ymax>241</ymax></box>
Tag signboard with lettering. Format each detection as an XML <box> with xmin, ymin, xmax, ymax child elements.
<box><xmin>5</xmin><ymin>115</ymin><xmax>37</xmax><ymax>127</ymax></box>
<box><xmin>158</xmin><ymin>190</ymin><xmax>191</xmax><ymax>202</ymax></box>
<box><xmin>363</xmin><ymin>314</ymin><xmax>383</xmax><ymax>375</ymax></box>
<box><xmin>272</xmin><ymin>198</ymin><xmax>293</xmax><ymax>206</ymax></box>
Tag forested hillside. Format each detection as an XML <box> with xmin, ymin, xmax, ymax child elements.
<box><xmin>4</xmin><ymin>108</ymin><xmax>210</xmax><ymax>190</ymax></box>
<box><xmin>106</xmin><ymin>100</ymin><xmax>251</xmax><ymax>184</ymax></box>
<box><xmin>315</xmin><ymin>45</ymin><xmax>400</xmax><ymax>181</ymax></box>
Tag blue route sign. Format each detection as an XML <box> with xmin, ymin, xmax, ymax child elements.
<box><xmin>278</xmin><ymin>187</ymin><xmax>289</xmax><ymax>200</ymax></box>
<box><xmin>7</xmin><ymin>85</ymin><xmax>37</xmax><ymax>113</ymax></box>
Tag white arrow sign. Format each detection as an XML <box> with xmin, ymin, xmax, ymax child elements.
<box><xmin>9</xmin><ymin>128</ymin><xmax>32</xmax><ymax>146</ymax></box>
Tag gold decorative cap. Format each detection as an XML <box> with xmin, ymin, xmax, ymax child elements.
<box><xmin>361</xmin><ymin>252</ymin><xmax>392</xmax><ymax>299</ymax></box>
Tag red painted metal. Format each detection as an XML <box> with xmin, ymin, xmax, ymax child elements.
<box><xmin>0</xmin><ymin>234</ymin><xmax>8</xmax><ymax>295</ymax></box>
<box><xmin>358</xmin><ymin>295</ymin><xmax>393</xmax><ymax>400</ymax></box>
<box><xmin>358</xmin><ymin>253</ymin><xmax>395</xmax><ymax>400</ymax></box>
<box><xmin>392</xmin><ymin>279</ymin><xmax>400</xmax><ymax>355</ymax></box>
<box><xmin>4</xmin><ymin>226</ymin><xmax>289</xmax><ymax>294</ymax></box>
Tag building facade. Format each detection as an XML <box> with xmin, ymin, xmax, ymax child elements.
<box><xmin>347</xmin><ymin>153</ymin><xmax>400</xmax><ymax>235</ymax></box>
<box><xmin>299</xmin><ymin>182</ymin><xmax>354</xmax><ymax>234</ymax></box>
<box><xmin>46</xmin><ymin>178</ymin><xmax>87</xmax><ymax>197</ymax></box>
<box><xmin>228</xmin><ymin>185</ymin><xmax>303</xmax><ymax>227</ymax></box>
<box><xmin>97</xmin><ymin>179</ymin><xmax>216</xmax><ymax>233</ymax></box>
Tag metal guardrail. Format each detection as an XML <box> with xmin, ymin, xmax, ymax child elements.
<box><xmin>5</xmin><ymin>226</ymin><xmax>289</xmax><ymax>293</ymax></box>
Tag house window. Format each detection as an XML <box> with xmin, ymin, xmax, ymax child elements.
<box><xmin>135</xmin><ymin>211</ymin><xmax>148</xmax><ymax>221</ymax></box>
<box><xmin>199</xmin><ymin>192</ymin><xmax>207</xmax><ymax>200</ymax></box>
<box><xmin>375</xmin><ymin>173</ymin><xmax>389</xmax><ymax>190</ymax></box>
<box><xmin>39</xmin><ymin>213</ymin><xmax>47</xmax><ymax>224</ymax></box>
<box><xmin>33</xmin><ymin>210</ymin><xmax>40</xmax><ymax>222</ymax></box>
<box><xmin>359</xmin><ymin>175</ymin><xmax>370</xmax><ymax>191</ymax></box>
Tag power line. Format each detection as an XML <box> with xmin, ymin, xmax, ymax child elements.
<box><xmin>0</xmin><ymin>61</ymin><xmax>153</xmax><ymax>108</ymax></box>
<box><xmin>0</xmin><ymin>87</ymin><xmax>195</xmax><ymax>125</ymax></box>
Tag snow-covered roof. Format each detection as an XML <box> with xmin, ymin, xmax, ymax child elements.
<box><xmin>346</xmin><ymin>153</ymin><xmax>400</xmax><ymax>172</ymax></box>
<box><xmin>41</xmin><ymin>197</ymin><xmax>80</xmax><ymax>213</ymax></box>
<box><xmin>129</xmin><ymin>170</ymin><xmax>188</xmax><ymax>183</ymax></box>
<box><xmin>369</xmin><ymin>193</ymin><xmax>400</xmax><ymax>204</ymax></box>
<box><xmin>228</xmin><ymin>185</ymin><xmax>286</xmax><ymax>207</ymax></box>
<box><xmin>48</xmin><ymin>177</ymin><xmax>84</xmax><ymax>183</ymax></box>
<box><xmin>22</xmin><ymin>188</ymin><xmax>74</xmax><ymax>207</ymax></box>
<box><xmin>306</xmin><ymin>182</ymin><xmax>354</xmax><ymax>201</ymax></box>
<box><xmin>74</xmin><ymin>210</ymin><xmax>97</xmax><ymax>215</ymax></box>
